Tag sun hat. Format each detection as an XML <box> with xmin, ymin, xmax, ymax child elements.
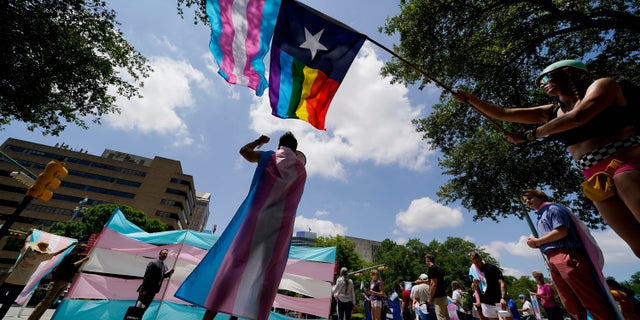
<box><xmin>535</xmin><ymin>59</ymin><xmax>588</xmax><ymax>87</ymax></box>
<box><xmin>531</xmin><ymin>270</ymin><xmax>543</xmax><ymax>278</ymax></box>
<box><xmin>30</xmin><ymin>241</ymin><xmax>51</xmax><ymax>253</ymax></box>
<box><xmin>418</xmin><ymin>273</ymin><xmax>428</xmax><ymax>281</ymax></box>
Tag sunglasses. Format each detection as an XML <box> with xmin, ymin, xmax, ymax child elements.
<box><xmin>539</xmin><ymin>72</ymin><xmax>558</xmax><ymax>86</ymax></box>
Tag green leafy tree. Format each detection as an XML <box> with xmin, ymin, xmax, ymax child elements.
<box><xmin>314</xmin><ymin>235</ymin><xmax>365</xmax><ymax>279</ymax></box>
<box><xmin>381</xmin><ymin>0</ymin><xmax>640</xmax><ymax>228</ymax></box>
<box><xmin>1</xmin><ymin>0</ymin><xmax>151</xmax><ymax>135</ymax></box>
<box><xmin>506</xmin><ymin>276</ymin><xmax>537</xmax><ymax>302</ymax></box>
<box><xmin>622</xmin><ymin>271</ymin><xmax>640</xmax><ymax>295</ymax></box>
<box><xmin>48</xmin><ymin>203</ymin><xmax>167</xmax><ymax>241</ymax></box>
<box><xmin>374</xmin><ymin>237</ymin><xmax>499</xmax><ymax>295</ymax></box>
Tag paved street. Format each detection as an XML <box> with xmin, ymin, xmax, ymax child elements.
<box><xmin>3</xmin><ymin>306</ymin><xmax>55</xmax><ymax>320</ymax></box>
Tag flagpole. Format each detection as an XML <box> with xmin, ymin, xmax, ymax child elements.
<box><xmin>363</xmin><ymin>35</ymin><xmax>508</xmax><ymax>134</ymax></box>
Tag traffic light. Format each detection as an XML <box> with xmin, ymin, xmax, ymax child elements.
<box><xmin>8</xmin><ymin>230</ymin><xmax>25</xmax><ymax>238</ymax></box>
<box><xmin>27</xmin><ymin>160</ymin><xmax>68</xmax><ymax>201</ymax></box>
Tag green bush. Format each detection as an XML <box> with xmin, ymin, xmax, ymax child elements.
<box><xmin>351</xmin><ymin>313</ymin><xmax>365</xmax><ymax>320</ymax></box>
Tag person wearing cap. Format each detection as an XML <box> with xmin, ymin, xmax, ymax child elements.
<box><xmin>332</xmin><ymin>267</ymin><xmax>356</xmax><ymax>320</ymax></box>
<box><xmin>28</xmin><ymin>243</ymin><xmax>90</xmax><ymax>320</ymax></box>
<box><xmin>454</xmin><ymin>59</ymin><xmax>640</xmax><ymax>259</ymax></box>
<box><xmin>529</xmin><ymin>270</ymin><xmax>562</xmax><ymax>320</ymax></box>
<box><xmin>411</xmin><ymin>273</ymin><xmax>432</xmax><ymax>320</ymax></box>
<box><xmin>517</xmin><ymin>294</ymin><xmax>534</xmax><ymax>320</ymax></box>
<box><xmin>177</xmin><ymin>132</ymin><xmax>307</xmax><ymax>320</ymax></box>
<box><xmin>0</xmin><ymin>235</ymin><xmax>76</xmax><ymax>319</ymax></box>
<box><xmin>522</xmin><ymin>189</ymin><xmax>620</xmax><ymax>320</ymax></box>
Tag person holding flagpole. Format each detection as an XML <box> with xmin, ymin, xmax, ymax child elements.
<box><xmin>454</xmin><ymin>60</ymin><xmax>640</xmax><ymax>258</ymax></box>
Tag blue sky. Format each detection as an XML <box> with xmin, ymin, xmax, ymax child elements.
<box><xmin>4</xmin><ymin>0</ymin><xmax>638</xmax><ymax>282</ymax></box>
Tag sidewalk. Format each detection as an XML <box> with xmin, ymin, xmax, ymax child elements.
<box><xmin>3</xmin><ymin>306</ymin><xmax>55</xmax><ymax>320</ymax></box>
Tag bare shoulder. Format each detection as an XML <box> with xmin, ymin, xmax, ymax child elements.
<box><xmin>586</xmin><ymin>77</ymin><xmax>624</xmax><ymax>102</ymax></box>
<box><xmin>588</xmin><ymin>77</ymin><xmax>622</xmax><ymax>92</ymax></box>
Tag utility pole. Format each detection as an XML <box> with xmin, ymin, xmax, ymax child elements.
<box><xmin>0</xmin><ymin>196</ymin><xmax>34</xmax><ymax>240</ymax></box>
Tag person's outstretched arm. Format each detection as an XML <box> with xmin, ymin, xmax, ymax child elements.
<box><xmin>54</xmin><ymin>242</ymin><xmax>78</xmax><ymax>256</ymax></box>
<box><xmin>454</xmin><ymin>91</ymin><xmax>552</xmax><ymax>124</ymax></box>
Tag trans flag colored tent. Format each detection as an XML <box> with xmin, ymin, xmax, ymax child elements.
<box><xmin>50</xmin><ymin>209</ymin><xmax>336</xmax><ymax>320</ymax></box>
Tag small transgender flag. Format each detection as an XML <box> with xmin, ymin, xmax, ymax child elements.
<box><xmin>15</xmin><ymin>229</ymin><xmax>76</xmax><ymax>304</ymax></box>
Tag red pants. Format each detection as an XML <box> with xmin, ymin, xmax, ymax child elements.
<box><xmin>546</xmin><ymin>248</ymin><xmax>618</xmax><ymax>320</ymax></box>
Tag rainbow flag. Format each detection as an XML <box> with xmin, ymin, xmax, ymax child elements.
<box><xmin>205</xmin><ymin>0</ymin><xmax>281</xmax><ymax>96</ymax></box>
<box><xmin>268</xmin><ymin>0</ymin><xmax>365</xmax><ymax>130</ymax></box>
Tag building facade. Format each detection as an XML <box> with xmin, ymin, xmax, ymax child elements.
<box><xmin>190</xmin><ymin>191</ymin><xmax>211</xmax><ymax>232</ymax></box>
<box><xmin>0</xmin><ymin>138</ymin><xmax>201</xmax><ymax>232</ymax></box>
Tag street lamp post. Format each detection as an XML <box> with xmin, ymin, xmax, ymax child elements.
<box><xmin>71</xmin><ymin>196</ymin><xmax>89</xmax><ymax>221</ymax></box>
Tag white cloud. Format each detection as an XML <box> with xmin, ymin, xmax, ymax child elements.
<box><xmin>501</xmin><ymin>266</ymin><xmax>526</xmax><ymax>279</ymax></box>
<box><xmin>153</xmin><ymin>35</ymin><xmax>179</xmax><ymax>54</ymax></box>
<box><xmin>395</xmin><ymin>197</ymin><xmax>464</xmax><ymax>233</ymax></box>
<box><xmin>294</xmin><ymin>214</ymin><xmax>347</xmax><ymax>237</ymax></box>
<box><xmin>201</xmin><ymin>51</ymin><xmax>241</xmax><ymax>101</ymax></box>
<box><xmin>592</xmin><ymin>229</ymin><xmax>636</xmax><ymax>264</ymax></box>
<box><xmin>107</xmin><ymin>56</ymin><xmax>211</xmax><ymax>146</ymax></box>
<box><xmin>315</xmin><ymin>210</ymin><xmax>330</xmax><ymax>217</ymax></box>
<box><xmin>482</xmin><ymin>236</ymin><xmax>539</xmax><ymax>259</ymax></box>
<box><xmin>247</xmin><ymin>43</ymin><xmax>436</xmax><ymax>179</ymax></box>
<box><xmin>483</xmin><ymin>229</ymin><xmax>635</xmax><ymax>265</ymax></box>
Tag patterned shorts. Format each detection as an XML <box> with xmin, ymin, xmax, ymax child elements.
<box><xmin>575</xmin><ymin>135</ymin><xmax>640</xmax><ymax>171</ymax></box>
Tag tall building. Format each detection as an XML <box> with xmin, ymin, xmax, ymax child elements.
<box><xmin>191</xmin><ymin>191</ymin><xmax>211</xmax><ymax>232</ymax></box>
<box><xmin>0</xmin><ymin>138</ymin><xmax>202</xmax><ymax>232</ymax></box>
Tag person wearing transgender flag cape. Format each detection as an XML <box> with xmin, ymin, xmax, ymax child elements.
<box><xmin>175</xmin><ymin>132</ymin><xmax>307</xmax><ymax>320</ymax></box>
<box><xmin>522</xmin><ymin>189</ymin><xmax>623</xmax><ymax>320</ymax></box>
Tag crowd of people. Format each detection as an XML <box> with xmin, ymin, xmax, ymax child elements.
<box><xmin>333</xmin><ymin>249</ymin><xmax>639</xmax><ymax>320</ymax></box>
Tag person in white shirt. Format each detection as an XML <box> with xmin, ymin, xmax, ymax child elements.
<box><xmin>411</xmin><ymin>274</ymin><xmax>431</xmax><ymax>320</ymax></box>
<box><xmin>332</xmin><ymin>267</ymin><xmax>356</xmax><ymax>320</ymax></box>
<box><xmin>518</xmin><ymin>294</ymin><xmax>534</xmax><ymax>320</ymax></box>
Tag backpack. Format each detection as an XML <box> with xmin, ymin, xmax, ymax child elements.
<box><xmin>460</xmin><ymin>291</ymin><xmax>474</xmax><ymax>313</ymax></box>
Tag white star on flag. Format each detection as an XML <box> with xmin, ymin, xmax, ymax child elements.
<box><xmin>299</xmin><ymin>28</ymin><xmax>327</xmax><ymax>60</ymax></box>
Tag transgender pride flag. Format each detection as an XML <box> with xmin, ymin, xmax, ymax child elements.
<box><xmin>268</xmin><ymin>0</ymin><xmax>365</xmax><ymax>130</ymax></box>
<box><xmin>15</xmin><ymin>230</ymin><xmax>77</xmax><ymax>305</ymax></box>
<box><xmin>206</xmin><ymin>0</ymin><xmax>281</xmax><ymax>96</ymax></box>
